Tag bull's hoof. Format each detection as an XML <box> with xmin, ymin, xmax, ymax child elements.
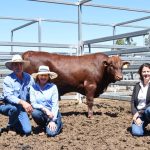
<box><xmin>88</xmin><ymin>111</ymin><xmax>94</xmax><ymax>119</ymax></box>
<box><xmin>88</xmin><ymin>115</ymin><xmax>94</xmax><ymax>119</ymax></box>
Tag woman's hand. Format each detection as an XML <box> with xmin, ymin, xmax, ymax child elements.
<box><xmin>134</xmin><ymin>117</ymin><xmax>142</xmax><ymax>126</ymax></box>
<box><xmin>47</xmin><ymin>122</ymin><xmax>57</xmax><ymax>132</ymax></box>
<box><xmin>43</xmin><ymin>107</ymin><xmax>54</xmax><ymax>118</ymax></box>
<box><xmin>133</xmin><ymin>112</ymin><xmax>139</xmax><ymax>121</ymax></box>
<box><xmin>133</xmin><ymin>112</ymin><xmax>142</xmax><ymax>126</ymax></box>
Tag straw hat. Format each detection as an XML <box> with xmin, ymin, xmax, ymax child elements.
<box><xmin>5</xmin><ymin>54</ymin><xmax>30</xmax><ymax>70</ymax></box>
<box><xmin>32</xmin><ymin>65</ymin><xmax>58</xmax><ymax>79</ymax></box>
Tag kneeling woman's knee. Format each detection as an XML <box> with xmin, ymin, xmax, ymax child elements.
<box><xmin>46</xmin><ymin>127</ymin><xmax>57</xmax><ymax>137</ymax></box>
<box><xmin>46</xmin><ymin>122</ymin><xmax>63</xmax><ymax>137</ymax></box>
<box><xmin>132</xmin><ymin>127</ymin><xmax>144</xmax><ymax>136</ymax></box>
<box><xmin>132</xmin><ymin>130</ymin><xmax>144</xmax><ymax>136</ymax></box>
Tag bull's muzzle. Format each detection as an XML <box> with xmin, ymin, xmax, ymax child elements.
<box><xmin>116</xmin><ymin>75</ymin><xmax>123</xmax><ymax>80</ymax></box>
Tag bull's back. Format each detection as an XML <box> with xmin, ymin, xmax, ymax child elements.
<box><xmin>22</xmin><ymin>50</ymin><xmax>108</xmax><ymax>95</ymax></box>
<box><xmin>22</xmin><ymin>50</ymin><xmax>107</xmax><ymax>75</ymax></box>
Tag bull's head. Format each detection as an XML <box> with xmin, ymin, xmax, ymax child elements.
<box><xmin>103</xmin><ymin>55</ymin><xmax>130</xmax><ymax>82</ymax></box>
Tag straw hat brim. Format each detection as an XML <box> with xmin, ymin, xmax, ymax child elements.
<box><xmin>32</xmin><ymin>71</ymin><xmax>58</xmax><ymax>79</ymax></box>
<box><xmin>5</xmin><ymin>60</ymin><xmax>30</xmax><ymax>70</ymax></box>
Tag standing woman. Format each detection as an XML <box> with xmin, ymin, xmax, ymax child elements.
<box><xmin>30</xmin><ymin>65</ymin><xmax>63</xmax><ymax>137</ymax></box>
<box><xmin>131</xmin><ymin>63</ymin><xmax>150</xmax><ymax>136</ymax></box>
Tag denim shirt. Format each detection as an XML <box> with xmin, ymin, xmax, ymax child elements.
<box><xmin>2</xmin><ymin>72</ymin><xmax>35</xmax><ymax>104</ymax></box>
<box><xmin>30</xmin><ymin>82</ymin><xmax>59</xmax><ymax>121</ymax></box>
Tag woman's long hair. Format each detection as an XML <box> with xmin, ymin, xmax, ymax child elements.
<box><xmin>138</xmin><ymin>63</ymin><xmax>150</xmax><ymax>81</ymax></box>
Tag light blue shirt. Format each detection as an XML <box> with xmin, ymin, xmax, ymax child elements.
<box><xmin>2</xmin><ymin>72</ymin><xmax>35</xmax><ymax>104</ymax></box>
<box><xmin>30</xmin><ymin>82</ymin><xmax>59</xmax><ymax>121</ymax></box>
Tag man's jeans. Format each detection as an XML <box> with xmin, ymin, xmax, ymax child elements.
<box><xmin>32</xmin><ymin>109</ymin><xmax>63</xmax><ymax>137</ymax></box>
<box><xmin>131</xmin><ymin>107</ymin><xmax>150</xmax><ymax>136</ymax></box>
<box><xmin>0</xmin><ymin>103</ymin><xmax>32</xmax><ymax>135</ymax></box>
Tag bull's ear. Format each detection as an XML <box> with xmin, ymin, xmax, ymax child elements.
<box><xmin>103</xmin><ymin>60</ymin><xmax>108</xmax><ymax>67</ymax></box>
<box><xmin>123</xmin><ymin>62</ymin><xmax>130</xmax><ymax>68</ymax></box>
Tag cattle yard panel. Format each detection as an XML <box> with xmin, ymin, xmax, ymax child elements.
<box><xmin>84</xmin><ymin>28</ymin><xmax>150</xmax><ymax>45</ymax></box>
<box><xmin>0</xmin><ymin>0</ymin><xmax>150</xmax><ymax>101</ymax></box>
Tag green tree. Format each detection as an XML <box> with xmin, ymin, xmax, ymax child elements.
<box><xmin>116</xmin><ymin>38</ymin><xmax>136</xmax><ymax>46</ymax></box>
<box><xmin>115</xmin><ymin>39</ymin><xmax>125</xmax><ymax>45</ymax></box>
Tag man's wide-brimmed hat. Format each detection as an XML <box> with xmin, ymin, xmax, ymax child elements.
<box><xmin>32</xmin><ymin>65</ymin><xmax>58</xmax><ymax>79</ymax></box>
<box><xmin>5</xmin><ymin>54</ymin><xmax>30</xmax><ymax>70</ymax></box>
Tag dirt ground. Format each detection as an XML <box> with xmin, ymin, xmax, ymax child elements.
<box><xmin>1</xmin><ymin>98</ymin><xmax>150</xmax><ymax>150</ymax></box>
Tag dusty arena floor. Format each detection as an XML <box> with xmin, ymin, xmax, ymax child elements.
<box><xmin>1</xmin><ymin>98</ymin><xmax>150</xmax><ymax>150</ymax></box>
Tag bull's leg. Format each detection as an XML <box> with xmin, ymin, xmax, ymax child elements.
<box><xmin>86</xmin><ymin>96</ymin><xmax>94</xmax><ymax>118</ymax></box>
<box><xmin>84</xmin><ymin>82</ymin><xmax>96</xmax><ymax>118</ymax></box>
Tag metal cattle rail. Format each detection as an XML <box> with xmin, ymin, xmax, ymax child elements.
<box><xmin>0</xmin><ymin>49</ymin><xmax>150</xmax><ymax>102</ymax></box>
<box><xmin>0</xmin><ymin>0</ymin><xmax>150</xmax><ymax>101</ymax></box>
<box><xmin>0</xmin><ymin>54</ymin><xmax>12</xmax><ymax>93</ymax></box>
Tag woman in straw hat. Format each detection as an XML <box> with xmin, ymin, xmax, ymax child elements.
<box><xmin>30</xmin><ymin>65</ymin><xmax>63</xmax><ymax>137</ymax></box>
<box><xmin>0</xmin><ymin>54</ymin><xmax>34</xmax><ymax>135</ymax></box>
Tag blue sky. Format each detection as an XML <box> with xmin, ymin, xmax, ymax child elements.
<box><xmin>0</xmin><ymin>0</ymin><xmax>150</xmax><ymax>53</ymax></box>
